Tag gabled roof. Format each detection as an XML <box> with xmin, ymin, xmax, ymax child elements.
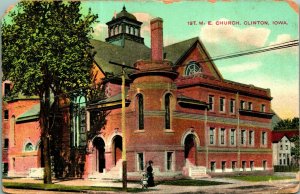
<box><xmin>91</xmin><ymin>37</ymin><xmax>224</xmax><ymax>81</ymax></box>
<box><xmin>272</xmin><ymin>130</ymin><xmax>299</xmax><ymax>143</ymax></box>
<box><xmin>164</xmin><ymin>37</ymin><xmax>223</xmax><ymax>80</ymax></box>
<box><xmin>164</xmin><ymin>37</ymin><xmax>199</xmax><ymax>65</ymax></box>
<box><xmin>16</xmin><ymin>104</ymin><xmax>40</xmax><ymax>123</ymax></box>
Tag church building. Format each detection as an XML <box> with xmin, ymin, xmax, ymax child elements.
<box><xmin>2</xmin><ymin>6</ymin><xmax>274</xmax><ymax>179</ymax></box>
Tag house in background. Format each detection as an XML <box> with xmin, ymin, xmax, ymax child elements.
<box><xmin>272</xmin><ymin>129</ymin><xmax>299</xmax><ymax>166</ymax></box>
<box><xmin>2</xmin><ymin>6</ymin><xmax>275</xmax><ymax>179</ymax></box>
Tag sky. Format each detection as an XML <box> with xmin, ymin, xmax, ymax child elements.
<box><xmin>1</xmin><ymin>0</ymin><xmax>299</xmax><ymax>119</ymax></box>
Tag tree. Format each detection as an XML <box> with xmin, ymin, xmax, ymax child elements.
<box><xmin>291</xmin><ymin>135</ymin><xmax>300</xmax><ymax>165</ymax></box>
<box><xmin>2</xmin><ymin>1</ymin><xmax>98</xmax><ymax>183</ymax></box>
<box><xmin>274</xmin><ymin>117</ymin><xmax>299</xmax><ymax>131</ymax></box>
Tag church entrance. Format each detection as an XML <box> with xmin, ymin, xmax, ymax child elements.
<box><xmin>93</xmin><ymin>137</ymin><xmax>105</xmax><ymax>173</ymax></box>
<box><xmin>112</xmin><ymin>135</ymin><xmax>122</xmax><ymax>165</ymax></box>
<box><xmin>184</xmin><ymin>134</ymin><xmax>196</xmax><ymax>165</ymax></box>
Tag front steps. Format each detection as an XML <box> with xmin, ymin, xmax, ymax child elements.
<box><xmin>184</xmin><ymin>160</ymin><xmax>210</xmax><ymax>179</ymax></box>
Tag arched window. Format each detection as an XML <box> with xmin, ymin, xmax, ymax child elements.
<box><xmin>185</xmin><ymin>61</ymin><xmax>202</xmax><ymax>76</ymax></box>
<box><xmin>25</xmin><ymin>142</ymin><xmax>34</xmax><ymax>152</ymax></box>
<box><xmin>165</xmin><ymin>93</ymin><xmax>172</xmax><ymax>129</ymax></box>
<box><xmin>137</xmin><ymin>94</ymin><xmax>144</xmax><ymax>130</ymax></box>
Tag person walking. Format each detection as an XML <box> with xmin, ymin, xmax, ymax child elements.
<box><xmin>147</xmin><ymin>160</ymin><xmax>155</xmax><ymax>187</ymax></box>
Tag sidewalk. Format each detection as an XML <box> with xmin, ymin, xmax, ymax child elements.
<box><xmin>2</xmin><ymin>177</ymin><xmax>300</xmax><ymax>194</ymax></box>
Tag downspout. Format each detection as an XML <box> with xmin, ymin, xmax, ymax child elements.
<box><xmin>205</xmin><ymin>108</ymin><xmax>208</xmax><ymax>171</ymax></box>
<box><xmin>236</xmin><ymin>92</ymin><xmax>240</xmax><ymax>171</ymax></box>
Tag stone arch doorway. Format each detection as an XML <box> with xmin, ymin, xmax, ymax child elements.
<box><xmin>93</xmin><ymin>137</ymin><xmax>105</xmax><ymax>173</ymax></box>
<box><xmin>184</xmin><ymin>134</ymin><xmax>197</xmax><ymax>165</ymax></box>
<box><xmin>112</xmin><ymin>135</ymin><xmax>122</xmax><ymax>165</ymax></box>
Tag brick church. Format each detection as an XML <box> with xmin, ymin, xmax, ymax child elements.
<box><xmin>2</xmin><ymin>6</ymin><xmax>274</xmax><ymax>179</ymax></box>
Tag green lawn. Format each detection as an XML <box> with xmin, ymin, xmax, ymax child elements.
<box><xmin>229</xmin><ymin>175</ymin><xmax>294</xmax><ymax>182</ymax></box>
<box><xmin>3</xmin><ymin>182</ymin><xmax>144</xmax><ymax>193</ymax></box>
<box><xmin>157</xmin><ymin>179</ymin><xmax>229</xmax><ymax>186</ymax></box>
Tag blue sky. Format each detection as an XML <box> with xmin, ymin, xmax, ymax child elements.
<box><xmin>81</xmin><ymin>1</ymin><xmax>299</xmax><ymax>119</ymax></box>
<box><xmin>1</xmin><ymin>0</ymin><xmax>299</xmax><ymax>119</ymax></box>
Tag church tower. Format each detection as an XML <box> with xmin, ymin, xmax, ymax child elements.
<box><xmin>105</xmin><ymin>6</ymin><xmax>144</xmax><ymax>46</ymax></box>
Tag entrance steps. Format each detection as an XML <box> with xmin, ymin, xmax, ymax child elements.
<box><xmin>88</xmin><ymin>160</ymin><xmax>122</xmax><ymax>180</ymax></box>
<box><xmin>184</xmin><ymin>160</ymin><xmax>210</xmax><ymax>179</ymax></box>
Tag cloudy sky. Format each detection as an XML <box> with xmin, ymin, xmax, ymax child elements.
<box><xmin>81</xmin><ymin>1</ymin><xmax>298</xmax><ymax>119</ymax></box>
<box><xmin>1</xmin><ymin>1</ymin><xmax>299</xmax><ymax>119</ymax></box>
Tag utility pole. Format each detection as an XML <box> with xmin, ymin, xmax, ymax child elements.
<box><xmin>109</xmin><ymin>61</ymin><xmax>138</xmax><ymax>191</ymax></box>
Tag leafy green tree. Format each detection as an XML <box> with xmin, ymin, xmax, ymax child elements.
<box><xmin>274</xmin><ymin>117</ymin><xmax>299</xmax><ymax>131</ymax></box>
<box><xmin>291</xmin><ymin>135</ymin><xmax>300</xmax><ymax>165</ymax></box>
<box><xmin>2</xmin><ymin>1</ymin><xmax>98</xmax><ymax>183</ymax></box>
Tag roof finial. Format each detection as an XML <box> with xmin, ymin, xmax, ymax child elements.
<box><xmin>123</xmin><ymin>5</ymin><xmax>126</xmax><ymax>11</ymax></box>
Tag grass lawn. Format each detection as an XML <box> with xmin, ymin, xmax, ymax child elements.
<box><xmin>229</xmin><ymin>175</ymin><xmax>294</xmax><ymax>182</ymax></box>
<box><xmin>157</xmin><ymin>179</ymin><xmax>229</xmax><ymax>186</ymax></box>
<box><xmin>3</xmin><ymin>182</ymin><xmax>144</xmax><ymax>193</ymax></box>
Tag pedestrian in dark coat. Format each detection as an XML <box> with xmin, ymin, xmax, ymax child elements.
<box><xmin>147</xmin><ymin>160</ymin><xmax>155</xmax><ymax>187</ymax></box>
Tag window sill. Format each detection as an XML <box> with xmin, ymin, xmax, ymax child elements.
<box><xmin>134</xmin><ymin>130</ymin><xmax>145</xmax><ymax>133</ymax></box>
<box><xmin>164</xmin><ymin>129</ymin><xmax>174</xmax><ymax>133</ymax></box>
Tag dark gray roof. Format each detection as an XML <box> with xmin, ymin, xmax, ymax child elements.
<box><xmin>90</xmin><ymin>39</ymin><xmax>150</xmax><ymax>76</ymax></box>
<box><xmin>164</xmin><ymin>37</ymin><xmax>199</xmax><ymax>65</ymax></box>
<box><xmin>91</xmin><ymin>37</ymin><xmax>200</xmax><ymax>76</ymax></box>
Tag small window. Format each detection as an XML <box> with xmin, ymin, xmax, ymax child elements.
<box><xmin>25</xmin><ymin>142</ymin><xmax>34</xmax><ymax>152</ymax></box>
<box><xmin>209</xmin><ymin>128</ymin><xmax>215</xmax><ymax>144</ymax></box>
<box><xmin>280</xmin><ymin>145</ymin><xmax>283</xmax><ymax>150</ymax></box>
<box><xmin>241</xmin><ymin>130</ymin><xmax>246</xmax><ymax>145</ymax></box>
<box><xmin>220</xmin><ymin>128</ymin><xmax>225</xmax><ymax>145</ymax></box>
<box><xmin>4</xmin><ymin>139</ymin><xmax>9</xmax><ymax>149</ymax></box>
<box><xmin>232</xmin><ymin>161</ymin><xmax>236</xmax><ymax>171</ymax></box>
<box><xmin>242</xmin><ymin>161</ymin><xmax>246</xmax><ymax>171</ymax></box>
<box><xmin>263</xmin><ymin>160</ymin><xmax>267</xmax><ymax>170</ymax></box>
<box><xmin>166</xmin><ymin>152</ymin><xmax>173</xmax><ymax>171</ymax></box>
<box><xmin>3</xmin><ymin>163</ymin><xmax>8</xmax><ymax>176</ymax></box>
<box><xmin>248</xmin><ymin>102</ymin><xmax>252</xmax><ymax>110</ymax></box>
<box><xmin>279</xmin><ymin>159</ymin><xmax>282</xmax><ymax>165</ymax></box>
<box><xmin>208</xmin><ymin>95</ymin><xmax>214</xmax><ymax>111</ymax></box>
<box><xmin>221</xmin><ymin>161</ymin><xmax>226</xmax><ymax>172</ymax></box>
<box><xmin>250</xmin><ymin>161</ymin><xmax>254</xmax><ymax>171</ymax></box>
<box><xmin>286</xmin><ymin>145</ymin><xmax>288</xmax><ymax>150</ymax></box>
<box><xmin>219</xmin><ymin>97</ymin><xmax>225</xmax><ymax>112</ymax></box>
<box><xmin>249</xmin><ymin>131</ymin><xmax>254</xmax><ymax>145</ymax></box>
<box><xmin>230</xmin><ymin>129</ymin><xmax>236</xmax><ymax>145</ymax></box>
<box><xmin>4</xmin><ymin>83</ymin><xmax>11</xmax><ymax>97</ymax></box>
<box><xmin>230</xmin><ymin>99</ymin><xmax>235</xmax><ymax>114</ymax></box>
<box><xmin>210</xmin><ymin>161</ymin><xmax>216</xmax><ymax>172</ymax></box>
<box><xmin>261</xmin><ymin>104</ymin><xmax>266</xmax><ymax>112</ymax></box>
<box><xmin>4</xmin><ymin>110</ymin><xmax>9</xmax><ymax>120</ymax></box>
<box><xmin>137</xmin><ymin>153</ymin><xmax>144</xmax><ymax>171</ymax></box>
<box><xmin>185</xmin><ymin>61</ymin><xmax>201</xmax><ymax>76</ymax></box>
<box><xmin>240</xmin><ymin>101</ymin><xmax>245</xmax><ymax>110</ymax></box>
<box><xmin>262</xmin><ymin>132</ymin><xmax>267</xmax><ymax>145</ymax></box>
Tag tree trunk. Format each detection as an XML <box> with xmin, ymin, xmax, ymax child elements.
<box><xmin>40</xmin><ymin>86</ymin><xmax>52</xmax><ymax>184</ymax></box>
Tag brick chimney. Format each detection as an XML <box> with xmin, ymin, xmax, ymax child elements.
<box><xmin>151</xmin><ymin>17</ymin><xmax>163</xmax><ymax>61</ymax></box>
